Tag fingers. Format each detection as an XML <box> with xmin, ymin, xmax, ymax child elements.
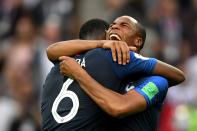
<box><xmin>129</xmin><ymin>46</ymin><xmax>137</xmax><ymax>52</ymax></box>
<box><xmin>59</xmin><ymin>60</ymin><xmax>73</xmax><ymax>77</ymax></box>
<box><xmin>111</xmin><ymin>45</ymin><xmax>117</xmax><ymax>62</ymax></box>
<box><xmin>59</xmin><ymin>60</ymin><xmax>66</xmax><ymax>75</ymax></box>
<box><xmin>119</xmin><ymin>44</ymin><xmax>130</xmax><ymax>65</ymax></box>
<box><xmin>115</xmin><ymin>42</ymin><xmax>130</xmax><ymax>65</ymax></box>
<box><xmin>59</xmin><ymin>58</ymin><xmax>83</xmax><ymax>79</ymax></box>
<box><xmin>59</xmin><ymin>56</ymin><xmax>68</xmax><ymax>61</ymax></box>
<box><xmin>103</xmin><ymin>40</ymin><xmax>131</xmax><ymax>65</ymax></box>
<box><xmin>126</xmin><ymin>47</ymin><xmax>130</xmax><ymax>63</ymax></box>
<box><xmin>115</xmin><ymin>43</ymin><xmax>122</xmax><ymax>64</ymax></box>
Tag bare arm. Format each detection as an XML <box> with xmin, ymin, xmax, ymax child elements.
<box><xmin>59</xmin><ymin>56</ymin><xmax>146</xmax><ymax>117</ymax></box>
<box><xmin>47</xmin><ymin>39</ymin><xmax>185</xmax><ymax>85</ymax></box>
<box><xmin>59</xmin><ymin>56</ymin><xmax>185</xmax><ymax>118</ymax></box>
<box><xmin>47</xmin><ymin>39</ymin><xmax>137</xmax><ymax>65</ymax></box>
<box><xmin>76</xmin><ymin>71</ymin><xmax>146</xmax><ymax>117</ymax></box>
<box><xmin>153</xmin><ymin>60</ymin><xmax>185</xmax><ymax>86</ymax></box>
<box><xmin>46</xmin><ymin>40</ymin><xmax>103</xmax><ymax>61</ymax></box>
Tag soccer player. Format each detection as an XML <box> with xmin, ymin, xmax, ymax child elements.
<box><xmin>55</xmin><ymin>16</ymin><xmax>184</xmax><ymax>130</ymax></box>
<box><xmin>59</xmin><ymin>57</ymin><xmax>169</xmax><ymax>131</ymax></box>
<box><xmin>48</xmin><ymin>16</ymin><xmax>183</xmax><ymax>85</ymax></box>
<box><xmin>42</xmin><ymin>17</ymin><xmax>184</xmax><ymax>131</ymax></box>
<box><xmin>41</xmin><ymin>19</ymin><xmax>110</xmax><ymax>131</ymax></box>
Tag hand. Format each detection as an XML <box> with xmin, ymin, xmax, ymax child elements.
<box><xmin>59</xmin><ymin>56</ymin><xmax>83</xmax><ymax>79</ymax></box>
<box><xmin>102</xmin><ymin>41</ymin><xmax>137</xmax><ymax>65</ymax></box>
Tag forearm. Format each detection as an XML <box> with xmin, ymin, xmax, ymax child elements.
<box><xmin>153</xmin><ymin>60</ymin><xmax>185</xmax><ymax>86</ymax></box>
<box><xmin>46</xmin><ymin>40</ymin><xmax>104</xmax><ymax>61</ymax></box>
<box><xmin>59</xmin><ymin>56</ymin><xmax>148</xmax><ymax>117</ymax></box>
<box><xmin>73</xmin><ymin>69</ymin><xmax>129</xmax><ymax>117</ymax></box>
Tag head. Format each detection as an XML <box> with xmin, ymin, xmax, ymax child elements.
<box><xmin>79</xmin><ymin>19</ymin><xmax>109</xmax><ymax>40</ymax></box>
<box><xmin>106</xmin><ymin>15</ymin><xmax>146</xmax><ymax>52</ymax></box>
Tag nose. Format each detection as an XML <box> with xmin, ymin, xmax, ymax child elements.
<box><xmin>111</xmin><ymin>24</ymin><xmax>119</xmax><ymax>30</ymax></box>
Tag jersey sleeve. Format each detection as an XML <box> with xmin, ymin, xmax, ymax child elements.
<box><xmin>103</xmin><ymin>49</ymin><xmax>157</xmax><ymax>80</ymax></box>
<box><xmin>133</xmin><ymin>76</ymin><xmax>169</xmax><ymax>108</ymax></box>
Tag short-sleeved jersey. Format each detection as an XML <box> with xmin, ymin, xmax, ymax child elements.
<box><xmin>41</xmin><ymin>48</ymin><xmax>157</xmax><ymax>131</ymax></box>
<box><xmin>108</xmin><ymin>76</ymin><xmax>169</xmax><ymax>131</ymax></box>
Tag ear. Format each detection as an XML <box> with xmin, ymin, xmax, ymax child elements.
<box><xmin>134</xmin><ymin>37</ymin><xmax>143</xmax><ymax>49</ymax></box>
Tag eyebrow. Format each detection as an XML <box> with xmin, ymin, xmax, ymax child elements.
<box><xmin>110</xmin><ymin>21</ymin><xmax>131</xmax><ymax>27</ymax></box>
<box><xmin>109</xmin><ymin>22</ymin><xmax>116</xmax><ymax>27</ymax></box>
<box><xmin>121</xmin><ymin>22</ymin><xmax>132</xmax><ymax>27</ymax></box>
<box><xmin>121</xmin><ymin>22</ymin><xmax>129</xmax><ymax>25</ymax></box>
<box><xmin>111</xmin><ymin>22</ymin><xmax>116</xmax><ymax>25</ymax></box>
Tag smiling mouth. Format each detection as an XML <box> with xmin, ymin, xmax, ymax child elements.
<box><xmin>109</xmin><ymin>34</ymin><xmax>121</xmax><ymax>41</ymax></box>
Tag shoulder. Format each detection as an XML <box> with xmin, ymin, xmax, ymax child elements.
<box><xmin>85</xmin><ymin>48</ymin><xmax>110</xmax><ymax>56</ymax></box>
<box><xmin>130</xmin><ymin>52</ymin><xmax>157</xmax><ymax>62</ymax></box>
<box><xmin>132</xmin><ymin>52</ymin><xmax>150</xmax><ymax>60</ymax></box>
<box><xmin>84</xmin><ymin>48</ymin><xmax>112</xmax><ymax>63</ymax></box>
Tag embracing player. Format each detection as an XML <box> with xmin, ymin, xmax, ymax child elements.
<box><xmin>42</xmin><ymin>16</ymin><xmax>185</xmax><ymax>131</ymax></box>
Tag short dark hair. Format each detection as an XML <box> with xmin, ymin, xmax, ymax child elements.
<box><xmin>79</xmin><ymin>19</ymin><xmax>109</xmax><ymax>40</ymax></box>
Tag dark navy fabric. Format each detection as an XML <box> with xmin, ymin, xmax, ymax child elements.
<box><xmin>41</xmin><ymin>48</ymin><xmax>158</xmax><ymax>131</ymax></box>
<box><xmin>107</xmin><ymin>76</ymin><xmax>169</xmax><ymax>131</ymax></box>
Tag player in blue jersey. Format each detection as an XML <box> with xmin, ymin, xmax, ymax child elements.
<box><xmin>60</xmin><ymin>58</ymin><xmax>169</xmax><ymax>130</ymax></box>
<box><xmin>48</xmin><ymin>16</ymin><xmax>183</xmax><ymax>85</ymax></box>
<box><xmin>43</xmin><ymin>17</ymin><xmax>184</xmax><ymax>131</ymax></box>
<box><xmin>41</xmin><ymin>19</ymin><xmax>111</xmax><ymax>131</ymax></box>
<box><xmin>55</xmin><ymin>16</ymin><xmax>184</xmax><ymax>130</ymax></box>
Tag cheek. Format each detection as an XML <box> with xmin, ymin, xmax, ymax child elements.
<box><xmin>122</xmin><ymin>30</ymin><xmax>132</xmax><ymax>39</ymax></box>
<box><xmin>106</xmin><ymin>30</ymin><xmax>111</xmax><ymax>40</ymax></box>
<box><xmin>127</xmin><ymin>36</ymin><xmax>136</xmax><ymax>46</ymax></box>
<box><xmin>106</xmin><ymin>32</ymin><xmax>110</xmax><ymax>40</ymax></box>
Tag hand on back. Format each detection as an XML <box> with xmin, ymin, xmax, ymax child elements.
<box><xmin>59</xmin><ymin>56</ymin><xmax>84</xmax><ymax>79</ymax></box>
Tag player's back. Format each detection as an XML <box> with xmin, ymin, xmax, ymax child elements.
<box><xmin>41</xmin><ymin>49</ymin><xmax>122</xmax><ymax>131</ymax></box>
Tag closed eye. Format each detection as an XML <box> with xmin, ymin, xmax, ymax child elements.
<box><xmin>121</xmin><ymin>23</ymin><xmax>129</xmax><ymax>27</ymax></box>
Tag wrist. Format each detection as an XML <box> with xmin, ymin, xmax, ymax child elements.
<box><xmin>96</xmin><ymin>40</ymin><xmax>104</xmax><ymax>48</ymax></box>
<box><xmin>74</xmin><ymin>69</ymin><xmax>92</xmax><ymax>87</ymax></box>
<box><xmin>73</xmin><ymin>68</ymin><xmax>86</xmax><ymax>81</ymax></box>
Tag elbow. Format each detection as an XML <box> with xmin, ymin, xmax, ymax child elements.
<box><xmin>107</xmin><ymin>104</ymin><xmax>128</xmax><ymax>118</ymax></box>
<box><xmin>46</xmin><ymin>45</ymin><xmax>56</xmax><ymax>61</ymax></box>
<box><xmin>177</xmin><ymin>69</ymin><xmax>185</xmax><ymax>84</ymax></box>
<box><xmin>109</xmin><ymin>110</ymin><xmax>125</xmax><ymax>118</ymax></box>
<box><xmin>170</xmin><ymin>70</ymin><xmax>185</xmax><ymax>87</ymax></box>
<box><xmin>178</xmin><ymin>70</ymin><xmax>186</xmax><ymax>83</ymax></box>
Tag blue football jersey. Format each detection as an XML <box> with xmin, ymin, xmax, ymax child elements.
<box><xmin>108</xmin><ymin>76</ymin><xmax>169</xmax><ymax>131</ymax></box>
<box><xmin>41</xmin><ymin>49</ymin><xmax>158</xmax><ymax>131</ymax></box>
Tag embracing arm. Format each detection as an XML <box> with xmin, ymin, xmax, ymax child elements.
<box><xmin>59</xmin><ymin>56</ymin><xmax>146</xmax><ymax>118</ymax></box>
<box><xmin>75</xmin><ymin>70</ymin><xmax>146</xmax><ymax>117</ymax></box>
<box><xmin>153</xmin><ymin>60</ymin><xmax>185</xmax><ymax>86</ymax></box>
<box><xmin>46</xmin><ymin>40</ymin><xmax>103</xmax><ymax>61</ymax></box>
<box><xmin>47</xmin><ymin>39</ymin><xmax>136</xmax><ymax>64</ymax></box>
<box><xmin>59</xmin><ymin>56</ymin><xmax>184</xmax><ymax>117</ymax></box>
<box><xmin>128</xmin><ymin>53</ymin><xmax>185</xmax><ymax>87</ymax></box>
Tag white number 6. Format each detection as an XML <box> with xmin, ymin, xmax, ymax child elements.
<box><xmin>51</xmin><ymin>78</ymin><xmax>79</xmax><ymax>123</ymax></box>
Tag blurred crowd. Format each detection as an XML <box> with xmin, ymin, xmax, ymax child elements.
<box><xmin>0</xmin><ymin>0</ymin><xmax>196</xmax><ymax>131</ymax></box>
